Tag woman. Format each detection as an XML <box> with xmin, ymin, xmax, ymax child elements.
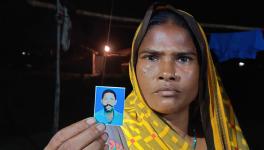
<box><xmin>45</xmin><ymin>3</ymin><xmax>249</xmax><ymax>150</ymax></box>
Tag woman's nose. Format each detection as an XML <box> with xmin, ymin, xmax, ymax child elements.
<box><xmin>158</xmin><ymin>72</ymin><xmax>177</xmax><ymax>81</ymax></box>
<box><xmin>158</xmin><ymin>61</ymin><xmax>179</xmax><ymax>81</ymax></box>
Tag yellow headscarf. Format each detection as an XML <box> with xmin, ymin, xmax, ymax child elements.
<box><xmin>121</xmin><ymin>3</ymin><xmax>249</xmax><ymax>150</ymax></box>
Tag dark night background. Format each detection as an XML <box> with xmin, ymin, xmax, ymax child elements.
<box><xmin>1</xmin><ymin>0</ymin><xmax>264</xmax><ymax>149</ymax></box>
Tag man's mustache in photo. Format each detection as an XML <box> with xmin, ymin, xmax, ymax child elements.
<box><xmin>104</xmin><ymin>104</ymin><xmax>114</xmax><ymax>112</ymax></box>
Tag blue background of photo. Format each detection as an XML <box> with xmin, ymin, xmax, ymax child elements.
<box><xmin>94</xmin><ymin>86</ymin><xmax>125</xmax><ymax>114</ymax></box>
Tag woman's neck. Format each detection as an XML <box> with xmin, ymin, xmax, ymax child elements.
<box><xmin>161</xmin><ymin>107</ymin><xmax>189</xmax><ymax>138</ymax></box>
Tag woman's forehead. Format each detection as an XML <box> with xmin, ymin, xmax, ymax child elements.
<box><xmin>139</xmin><ymin>23</ymin><xmax>197</xmax><ymax>53</ymax></box>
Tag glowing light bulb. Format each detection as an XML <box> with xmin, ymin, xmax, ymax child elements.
<box><xmin>238</xmin><ymin>62</ymin><xmax>245</xmax><ymax>67</ymax></box>
<box><xmin>104</xmin><ymin>45</ymin><xmax>110</xmax><ymax>52</ymax></box>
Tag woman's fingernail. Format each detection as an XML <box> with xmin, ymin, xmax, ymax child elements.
<box><xmin>96</xmin><ymin>124</ymin><xmax>106</xmax><ymax>131</ymax></box>
<box><xmin>101</xmin><ymin>133</ymin><xmax>109</xmax><ymax>141</ymax></box>
<box><xmin>86</xmin><ymin>118</ymin><xmax>96</xmax><ymax>125</ymax></box>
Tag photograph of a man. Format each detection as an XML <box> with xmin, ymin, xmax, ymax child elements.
<box><xmin>94</xmin><ymin>86</ymin><xmax>125</xmax><ymax>126</ymax></box>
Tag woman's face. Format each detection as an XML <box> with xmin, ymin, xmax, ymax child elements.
<box><xmin>136</xmin><ymin>23</ymin><xmax>199</xmax><ymax>114</ymax></box>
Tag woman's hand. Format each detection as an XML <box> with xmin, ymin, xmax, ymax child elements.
<box><xmin>44</xmin><ymin>117</ymin><xmax>108</xmax><ymax>150</ymax></box>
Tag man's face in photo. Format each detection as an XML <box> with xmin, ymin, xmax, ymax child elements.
<box><xmin>102</xmin><ymin>92</ymin><xmax>117</xmax><ymax>112</ymax></box>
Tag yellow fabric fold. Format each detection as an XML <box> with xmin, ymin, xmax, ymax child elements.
<box><xmin>199</xmin><ymin>25</ymin><xmax>249</xmax><ymax>150</ymax></box>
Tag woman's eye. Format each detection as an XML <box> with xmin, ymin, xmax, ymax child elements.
<box><xmin>143</xmin><ymin>55</ymin><xmax>158</xmax><ymax>61</ymax></box>
<box><xmin>177</xmin><ymin>56</ymin><xmax>192</xmax><ymax>64</ymax></box>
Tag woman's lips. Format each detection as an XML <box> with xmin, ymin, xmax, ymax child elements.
<box><xmin>155</xmin><ymin>90</ymin><xmax>180</xmax><ymax>97</ymax></box>
<box><xmin>154</xmin><ymin>87</ymin><xmax>181</xmax><ymax>97</ymax></box>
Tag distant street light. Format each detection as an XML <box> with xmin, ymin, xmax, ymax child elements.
<box><xmin>104</xmin><ymin>45</ymin><xmax>110</xmax><ymax>52</ymax></box>
<box><xmin>238</xmin><ymin>62</ymin><xmax>245</xmax><ymax>67</ymax></box>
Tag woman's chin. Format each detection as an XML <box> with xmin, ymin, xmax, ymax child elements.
<box><xmin>151</xmin><ymin>105</ymin><xmax>181</xmax><ymax>115</ymax></box>
<box><xmin>149</xmin><ymin>100</ymin><xmax>188</xmax><ymax>115</ymax></box>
